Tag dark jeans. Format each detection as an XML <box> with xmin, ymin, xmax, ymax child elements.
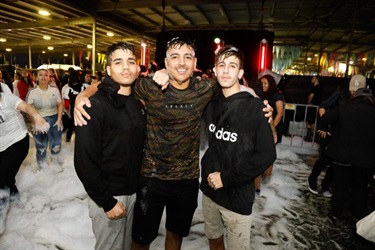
<box><xmin>309</xmin><ymin>135</ymin><xmax>332</xmax><ymax>191</ymax></box>
<box><xmin>332</xmin><ymin>163</ymin><xmax>374</xmax><ymax>220</ymax></box>
<box><xmin>0</xmin><ymin>134</ymin><xmax>29</xmax><ymax>194</ymax></box>
<box><xmin>309</xmin><ymin>153</ymin><xmax>332</xmax><ymax>191</ymax></box>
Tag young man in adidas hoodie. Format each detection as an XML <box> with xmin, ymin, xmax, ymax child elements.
<box><xmin>74</xmin><ymin>42</ymin><xmax>146</xmax><ymax>250</ymax></box>
<box><xmin>200</xmin><ymin>45</ymin><xmax>277</xmax><ymax>250</ymax></box>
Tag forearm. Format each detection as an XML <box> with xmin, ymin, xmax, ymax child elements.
<box><xmin>20</xmin><ymin>102</ymin><xmax>41</xmax><ymax>122</ymax></box>
<box><xmin>80</xmin><ymin>81</ymin><xmax>99</xmax><ymax>99</ymax></box>
<box><xmin>274</xmin><ymin>114</ymin><xmax>283</xmax><ymax>127</ymax></box>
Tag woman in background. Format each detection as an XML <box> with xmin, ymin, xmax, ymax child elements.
<box><xmin>254</xmin><ymin>74</ymin><xmax>284</xmax><ymax>194</ymax></box>
<box><xmin>26</xmin><ymin>69</ymin><xmax>64</xmax><ymax>170</ymax></box>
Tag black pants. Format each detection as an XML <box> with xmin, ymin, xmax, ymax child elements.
<box><xmin>62</xmin><ymin>113</ymin><xmax>75</xmax><ymax>141</ymax></box>
<box><xmin>309</xmin><ymin>153</ymin><xmax>333</xmax><ymax>191</ymax></box>
<box><xmin>332</xmin><ymin>163</ymin><xmax>374</xmax><ymax>220</ymax></box>
<box><xmin>0</xmin><ymin>135</ymin><xmax>29</xmax><ymax>194</ymax></box>
<box><xmin>309</xmin><ymin>135</ymin><xmax>333</xmax><ymax>191</ymax></box>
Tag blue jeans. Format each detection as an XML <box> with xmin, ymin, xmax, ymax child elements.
<box><xmin>33</xmin><ymin>115</ymin><xmax>62</xmax><ymax>163</ymax></box>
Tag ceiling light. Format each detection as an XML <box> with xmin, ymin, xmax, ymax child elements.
<box><xmin>87</xmin><ymin>44</ymin><xmax>92</xmax><ymax>49</ymax></box>
<box><xmin>0</xmin><ymin>38</ymin><xmax>7</xmax><ymax>42</ymax></box>
<box><xmin>63</xmin><ymin>53</ymin><xmax>68</xmax><ymax>57</ymax></box>
<box><xmin>48</xmin><ymin>46</ymin><xmax>54</xmax><ymax>50</ymax></box>
<box><xmin>39</xmin><ymin>10</ymin><xmax>50</xmax><ymax>16</ymax></box>
<box><xmin>42</xmin><ymin>51</ymin><xmax>46</xmax><ymax>53</ymax></box>
<box><xmin>106</xmin><ymin>32</ymin><xmax>114</xmax><ymax>37</ymax></box>
<box><xmin>43</xmin><ymin>35</ymin><xmax>51</xmax><ymax>40</ymax></box>
<box><xmin>5</xmin><ymin>48</ymin><xmax>12</xmax><ymax>52</ymax></box>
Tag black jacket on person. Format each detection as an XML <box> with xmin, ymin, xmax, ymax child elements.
<box><xmin>319</xmin><ymin>101</ymin><xmax>375</xmax><ymax>169</ymax></box>
<box><xmin>74</xmin><ymin>77</ymin><xmax>146</xmax><ymax>212</ymax></box>
<box><xmin>200</xmin><ymin>91</ymin><xmax>276</xmax><ymax>215</ymax></box>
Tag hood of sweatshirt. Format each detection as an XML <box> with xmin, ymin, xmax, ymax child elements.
<box><xmin>98</xmin><ymin>76</ymin><xmax>132</xmax><ymax>109</ymax></box>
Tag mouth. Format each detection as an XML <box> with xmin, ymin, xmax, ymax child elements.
<box><xmin>220</xmin><ymin>77</ymin><xmax>230</xmax><ymax>80</ymax></box>
<box><xmin>177</xmin><ymin>68</ymin><xmax>187</xmax><ymax>74</ymax></box>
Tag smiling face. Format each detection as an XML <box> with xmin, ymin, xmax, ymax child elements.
<box><xmin>215</xmin><ymin>55</ymin><xmax>243</xmax><ymax>93</ymax></box>
<box><xmin>37</xmin><ymin>69</ymin><xmax>50</xmax><ymax>86</ymax></box>
<box><xmin>261</xmin><ymin>77</ymin><xmax>269</xmax><ymax>92</ymax></box>
<box><xmin>164</xmin><ymin>44</ymin><xmax>197</xmax><ymax>89</ymax></box>
<box><xmin>106</xmin><ymin>48</ymin><xmax>138</xmax><ymax>88</ymax></box>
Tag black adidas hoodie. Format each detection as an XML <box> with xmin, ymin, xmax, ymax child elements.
<box><xmin>200</xmin><ymin>91</ymin><xmax>276</xmax><ymax>215</ymax></box>
<box><xmin>74</xmin><ymin>77</ymin><xmax>146</xmax><ymax>212</ymax></box>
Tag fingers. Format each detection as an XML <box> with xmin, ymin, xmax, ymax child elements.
<box><xmin>153</xmin><ymin>69</ymin><xmax>170</xmax><ymax>90</ymax></box>
<box><xmin>74</xmin><ymin>107</ymin><xmax>89</xmax><ymax>126</ymax></box>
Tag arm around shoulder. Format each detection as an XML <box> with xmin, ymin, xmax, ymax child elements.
<box><xmin>74</xmin><ymin>82</ymin><xmax>99</xmax><ymax>126</ymax></box>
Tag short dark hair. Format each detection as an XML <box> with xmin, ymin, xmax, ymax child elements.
<box><xmin>106</xmin><ymin>42</ymin><xmax>135</xmax><ymax>67</ymax></box>
<box><xmin>215</xmin><ymin>45</ymin><xmax>244</xmax><ymax>69</ymax></box>
<box><xmin>166</xmin><ymin>37</ymin><xmax>197</xmax><ymax>53</ymax></box>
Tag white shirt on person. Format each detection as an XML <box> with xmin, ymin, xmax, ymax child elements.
<box><xmin>0</xmin><ymin>92</ymin><xmax>27</xmax><ymax>152</ymax></box>
<box><xmin>26</xmin><ymin>85</ymin><xmax>62</xmax><ymax>117</ymax></box>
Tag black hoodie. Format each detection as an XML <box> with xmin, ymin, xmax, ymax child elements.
<box><xmin>200</xmin><ymin>91</ymin><xmax>276</xmax><ymax>215</ymax></box>
<box><xmin>74</xmin><ymin>76</ymin><xmax>146</xmax><ymax>212</ymax></box>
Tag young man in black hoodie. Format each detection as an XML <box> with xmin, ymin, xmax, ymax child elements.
<box><xmin>74</xmin><ymin>42</ymin><xmax>146</xmax><ymax>250</ymax></box>
<box><xmin>200</xmin><ymin>45</ymin><xmax>276</xmax><ymax>250</ymax></box>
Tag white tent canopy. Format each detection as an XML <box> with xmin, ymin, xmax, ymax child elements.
<box><xmin>37</xmin><ymin>64</ymin><xmax>82</xmax><ymax>71</ymax></box>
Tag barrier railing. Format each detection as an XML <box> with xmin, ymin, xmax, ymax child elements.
<box><xmin>281</xmin><ymin>103</ymin><xmax>320</xmax><ymax>153</ymax></box>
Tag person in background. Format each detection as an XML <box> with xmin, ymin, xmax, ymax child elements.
<box><xmin>82</xmin><ymin>71</ymin><xmax>92</xmax><ymax>88</ymax></box>
<box><xmin>254</xmin><ymin>74</ymin><xmax>284</xmax><ymax>195</ymax></box>
<box><xmin>307</xmin><ymin>74</ymin><xmax>366</xmax><ymax>198</ymax></box>
<box><xmin>319</xmin><ymin>87</ymin><xmax>375</xmax><ymax>226</ymax></box>
<box><xmin>90</xmin><ymin>71</ymin><xmax>103</xmax><ymax>86</ymax></box>
<box><xmin>61</xmin><ymin>70</ymin><xmax>86</xmax><ymax>142</ymax></box>
<box><xmin>147</xmin><ymin>61</ymin><xmax>158</xmax><ymax>78</ymax></box>
<box><xmin>74</xmin><ymin>42</ymin><xmax>146</xmax><ymax>250</ymax></box>
<box><xmin>26</xmin><ymin>69</ymin><xmax>64</xmax><ymax>171</ymax></box>
<box><xmin>200</xmin><ymin>45</ymin><xmax>276</xmax><ymax>250</ymax></box>
<box><xmin>0</xmin><ymin>70</ymin><xmax>13</xmax><ymax>93</ymax></box>
<box><xmin>15</xmin><ymin>69</ymin><xmax>34</xmax><ymax>101</ymax></box>
<box><xmin>12</xmin><ymin>71</ymin><xmax>22</xmax><ymax>96</ymax></box>
<box><xmin>0</xmin><ymin>82</ymin><xmax>49</xmax><ymax>234</ymax></box>
<box><xmin>306</xmin><ymin>75</ymin><xmax>324</xmax><ymax>138</ymax></box>
<box><xmin>139</xmin><ymin>65</ymin><xmax>148</xmax><ymax>78</ymax></box>
<box><xmin>48</xmin><ymin>68</ymin><xmax>62</xmax><ymax>90</ymax></box>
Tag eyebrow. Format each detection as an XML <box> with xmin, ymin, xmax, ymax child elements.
<box><xmin>112</xmin><ymin>57</ymin><xmax>135</xmax><ymax>62</ymax></box>
<box><xmin>168</xmin><ymin>52</ymin><xmax>194</xmax><ymax>57</ymax></box>
<box><xmin>217</xmin><ymin>60</ymin><xmax>239</xmax><ymax>67</ymax></box>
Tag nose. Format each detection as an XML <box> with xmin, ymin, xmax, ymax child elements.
<box><xmin>178</xmin><ymin>57</ymin><xmax>186</xmax><ymax>66</ymax></box>
<box><xmin>223</xmin><ymin>65</ymin><xmax>229</xmax><ymax>73</ymax></box>
<box><xmin>123</xmin><ymin>62</ymin><xmax>130</xmax><ymax>70</ymax></box>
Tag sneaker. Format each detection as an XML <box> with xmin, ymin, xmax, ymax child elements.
<box><xmin>322</xmin><ymin>190</ymin><xmax>332</xmax><ymax>198</ymax></box>
<box><xmin>307</xmin><ymin>178</ymin><xmax>319</xmax><ymax>194</ymax></box>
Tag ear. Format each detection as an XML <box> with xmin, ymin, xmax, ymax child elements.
<box><xmin>212</xmin><ymin>67</ymin><xmax>216</xmax><ymax>75</ymax></box>
<box><xmin>238</xmin><ymin>69</ymin><xmax>244</xmax><ymax>79</ymax></box>
<box><xmin>106</xmin><ymin>65</ymin><xmax>111</xmax><ymax>77</ymax></box>
<box><xmin>164</xmin><ymin>58</ymin><xmax>168</xmax><ymax>70</ymax></box>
